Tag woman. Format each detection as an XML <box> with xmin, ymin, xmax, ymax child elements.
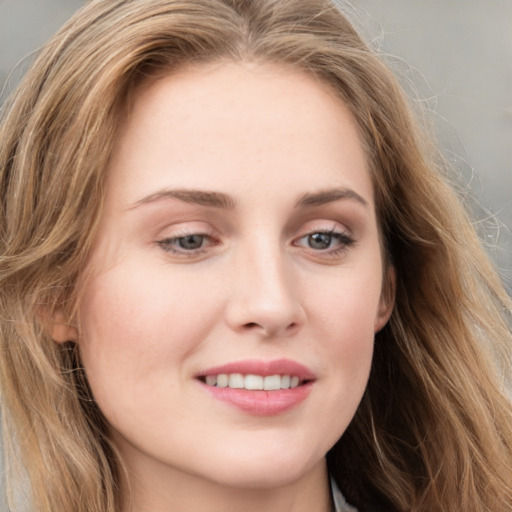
<box><xmin>0</xmin><ymin>0</ymin><xmax>510</xmax><ymax>511</ymax></box>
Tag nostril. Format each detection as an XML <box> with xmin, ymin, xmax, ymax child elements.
<box><xmin>241</xmin><ymin>320</ymin><xmax>300</xmax><ymax>337</ymax></box>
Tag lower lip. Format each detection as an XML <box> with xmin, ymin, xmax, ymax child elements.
<box><xmin>199</xmin><ymin>381</ymin><xmax>313</xmax><ymax>416</ymax></box>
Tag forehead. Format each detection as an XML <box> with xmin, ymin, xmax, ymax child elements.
<box><xmin>108</xmin><ymin>61</ymin><xmax>373</xmax><ymax>211</ymax></box>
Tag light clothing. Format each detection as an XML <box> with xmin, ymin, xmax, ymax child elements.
<box><xmin>331</xmin><ymin>477</ymin><xmax>358</xmax><ymax>512</ymax></box>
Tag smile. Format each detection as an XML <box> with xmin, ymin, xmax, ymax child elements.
<box><xmin>200</xmin><ymin>373</ymin><xmax>303</xmax><ymax>390</ymax></box>
<box><xmin>196</xmin><ymin>359</ymin><xmax>315</xmax><ymax>415</ymax></box>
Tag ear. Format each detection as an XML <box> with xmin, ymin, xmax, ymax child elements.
<box><xmin>47</xmin><ymin>310</ymin><xmax>79</xmax><ymax>343</ymax></box>
<box><xmin>374</xmin><ymin>265</ymin><xmax>396</xmax><ymax>333</ymax></box>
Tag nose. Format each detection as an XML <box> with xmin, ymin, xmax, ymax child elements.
<box><xmin>224</xmin><ymin>245</ymin><xmax>306</xmax><ymax>338</ymax></box>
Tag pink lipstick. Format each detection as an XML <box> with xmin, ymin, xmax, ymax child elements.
<box><xmin>196</xmin><ymin>359</ymin><xmax>315</xmax><ymax>416</ymax></box>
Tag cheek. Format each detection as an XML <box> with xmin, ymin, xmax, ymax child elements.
<box><xmin>322</xmin><ymin>296</ymin><xmax>375</xmax><ymax>389</ymax></box>
<box><xmin>307</xmin><ymin>259</ymin><xmax>384</xmax><ymax>339</ymax></box>
<box><xmin>303</xmin><ymin>260</ymin><xmax>383</xmax><ymax>399</ymax></box>
<box><xmin>296</xmin><ymin>280</ymin><xmax>378</xmax><ymax>452</ymax></box>
<box><xmin>76</xmin><ymin>260</ymin><xmax>218</xmax><ymax>400</ymax></box>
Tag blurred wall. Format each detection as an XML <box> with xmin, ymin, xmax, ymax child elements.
<box><xmin>355</xmin><ymin>0</ymin><xmax>512</xmax><ymax>291</ymax></box>
<box><xmin>0</xmin><ymin>0</ymin><xmax>511</xmax><ymax>508</ymax></box>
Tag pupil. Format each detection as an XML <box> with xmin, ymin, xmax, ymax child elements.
<box><xmin>309</xmin><ymin>233</ymin><xmax>331</xmax><ymax>249</ymax></box>
<box><xmin>179</xmin><ymin>235</ymin><xmax>203</xmax><ymax>249</ymax></box>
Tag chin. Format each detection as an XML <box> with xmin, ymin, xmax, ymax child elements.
<box><xmin>197</xmin><ymin>443</ymin><xmax>326</xmax><ymax>490</ymax></box>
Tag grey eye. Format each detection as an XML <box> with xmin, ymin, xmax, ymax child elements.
<box><xmin>307</xmin><ymin>232</ymin><xmax>333</xmax><ymax>249</ymax></box>
<box><xmin>177</xmin><ymin>234</ymin><xmax>205</xmax><ymax>250</ymax></box>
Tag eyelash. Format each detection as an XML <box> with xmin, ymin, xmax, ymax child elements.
<box><xmin>293</xmin><ymin>228</ymin><xmax>355</xmax><ymax>257</ymax></box>
<box><xmin>157</xmin><ymin>230</ymin><xmax>218</xmax><ymax>256</ymax></box>
<box><xmin>156</xmin><ymin>228</ymin><xmax>355</xmax><ymax>258</ymax></box>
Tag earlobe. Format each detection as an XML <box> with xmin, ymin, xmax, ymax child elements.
<box><xmin>48</xmin><ymin>310</ymin><xmax>79</xmax><ymax>343</ymax></box>
<box><xmin>374</xmin><ymin>266</ymin><xmax>396</xmax><ymax>333</ymax></box>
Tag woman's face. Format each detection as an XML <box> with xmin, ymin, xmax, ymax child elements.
<box><xmin>76</xmin><ymin>62</ymin><xmax>393</xmax><ymax>492</ymax></box>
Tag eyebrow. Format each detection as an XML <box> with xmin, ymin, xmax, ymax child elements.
<box><xmin>294</xmin><ymin>187</ymin><xmax>369</xmax><ymax>208</ymax></box>
<box><xmin>129</xmin><ymin>188</ymin><xmax>236</xmax><ymax>210</ymax></box>
<box><xmin>129</xmin><ymin>186</ymin><xmax>368</xmax><ymax>211</ymax></box>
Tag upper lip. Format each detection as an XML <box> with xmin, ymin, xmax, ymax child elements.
<box><xmin>196</xmin><ymin>358</ymin><xmax>315</xmax><ymax>380</ymax></box>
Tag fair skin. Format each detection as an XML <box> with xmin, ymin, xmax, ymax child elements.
<box><xmin>55</xmin><ymin>61</ymin><xmax>393</xmax><ymax>512</ymax></box>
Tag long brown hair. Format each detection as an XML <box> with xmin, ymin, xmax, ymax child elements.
<box><xmin>1</xmin><ymin>1</ymin><xmax>511</xmax><ymax>510</ymax></box>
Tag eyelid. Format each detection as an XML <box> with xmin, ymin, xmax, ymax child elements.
<box><xmin>155</xmin><ymin>223</ymin><xmax>221</xmax><ymax>256</ymax></box>
<box><xmin>291</xmin><ymin>222</ymin><xmax>355</xmax><ymax>258</ymax></box>
<box><xmin>154</xmin><ymin>220</ymin><xmax>356</xmax><ymax>259</ymax></box>
<box><xmin>292</xmin><ymin>219</ymin><xmax>352</xmax><ymax>239</ymax></box>
<box><xmin>293</xmin><ymin>229</ymin><xmax>353</xmax><ymax>247</ymax></box>
<box><xmin>155</xmin><ymin>220</ymin><xmax>216</xmax><ymax>240</ymax></box>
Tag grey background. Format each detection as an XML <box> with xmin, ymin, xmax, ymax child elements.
<box><xmin>0</xmin><ymin>0</ymin><xmax>511</xmax><ymax>508</ymax></box>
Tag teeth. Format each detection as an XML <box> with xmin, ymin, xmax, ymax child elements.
<box><xmin>245</xmin><ymin>375</ymin><xmax>263</xmax><ymax>390</ymax></box>
<box><xmin>263</xmin><ymin>375</ymin><xmax>281</xmax><ymax>390</ymax></box>
<box><xmin>205</xmin><ymin>375</ymin><xmax>217</xmax><ymax>386</ymax></box>
<box><xmin>202</xmin><ymin>373</ymin><xmax>304</xmax><ymax>390</ymax></box>
<box><xmin>228</xmin><ymin>373</ymin><xmax>244</xmax><ymax>389</ymax></box>
<box><xmin>217</xmin><ymin>374</ymin><xmax>228</xmax><ymax>388</ymax></box>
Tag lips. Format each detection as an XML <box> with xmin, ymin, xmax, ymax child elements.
<box><xmin>195</xmin><ymin>359</ymin><xmax>315</xmax><ymax>416</ymax></box>
<box><xmin>202</xmin><ymin>373</ymin><xmax>301</xmax><ymax>390</ymax></box>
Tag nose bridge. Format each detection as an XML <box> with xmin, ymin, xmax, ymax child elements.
<box><xmin>226</xmin><ymin>234</ymin><xmax>305</xmax><ymax>337</ymax></box>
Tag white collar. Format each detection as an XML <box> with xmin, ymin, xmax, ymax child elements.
<box><xmin>330</xmin><ymin>476</ymin><xmax>358</xmax><ymax>512</ymax></box>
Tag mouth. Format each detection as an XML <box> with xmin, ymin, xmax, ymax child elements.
<box><xmin>197</xmin><ymin>373</ymin><xmax>309</xmax><ymax>390</ymax></box>
<box><xmin>195</xmin><ymin>359</ymin><xmax>315</xmax><ymax>415</ymax></box>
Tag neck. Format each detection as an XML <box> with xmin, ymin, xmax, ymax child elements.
<box><xmin>121</xmin><ymin>457</ymin><xmax>332</xmax><ymax>512</ymax></box>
